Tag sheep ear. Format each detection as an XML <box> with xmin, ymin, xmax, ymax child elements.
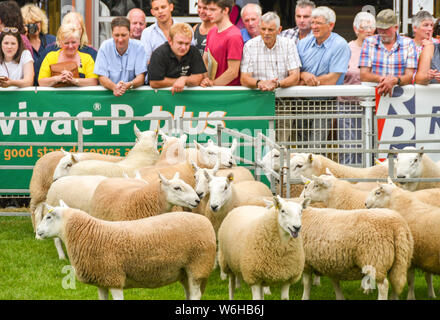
<box><xmin>311</xmin><ymin>174</ymin><xmax>319</xmax><ymax>181</ymax></box>
<box><xmin>190</xmin><ymin>160</ymin><xmax>199</xmax><ymax>171</ymax></box>
<box><xmin>374</xmin><ymin>158</ymin><xmax>382</xmax><ymax>165</ymax></box>
<box><xmin>194</xmin><ymin>140</ymin><xmax>204</xmax><ymax>151</ymax></box>
<box><xmin>134</xmin><ymin>170</ymin><xmax>142</xmax><ymax>180</ymax></box>
<box><xmin>301</xmin><ymin>175</ymin><xmax>311</xmax><ymax>185</ymax></box>
<box><xmin>59</xmin><ymin>199</ymin><xmax>69</xmax><ymax>208</ymax></box>
<box><xmin>203</xmin><ymin>169</ymin><xmax>212</xmax><ymax>182</ymax></box>
<box><xmin>122</xmin><ymin>172</ymin><xmax>129</xmax><ymax>178</ymax></box>
<box><xmin>159</xmin><ymin>130</ymin><xmax>170</xmax><ymax>143</ymax></box>
<box><xmin>418</xmin><ymin>146</ymin><xmax>424</xmax><ymax>157</ymax></box>
<box><xmin>212</xmin><ymin>157</ymin><xmax>220</xmax><ymax>173</ymax></box>
<box><xmin>230</xmin><ymin>139</ymin><xmax>238</xmax><ymax>152</ymax></box>
<box><xmin>301</xmin><ymin>197</ymin><xmax>311</xmax><ymax>209</ymax></box>
<box><xmin>134</xmin><ymin>123</ymin><xmax>142</xmax><ymax>138</ymax></box>
<box><xmin>273</xmin><ymin>195</ymin><xmax>281</xmax><ymax>210</ymax></box>
<box><xmin>71</xmin><ymin>154</ymin><xmax>80</xmax><ymax>164</ymax></box>
<box><xmin>308</xmin><ymin>154</ymin><xmax>313</xmax><ymax>163</ymax></box>
<box><xmin>44</xmin><ymin>202</ymin><xmax>54</xmax><ymax>212</ymax></box>
<box><xmin>387</xmin><ymin>177</ymin><xmax>396</xmax><ymax>186</ymax></box>
<box><xmin>179</xmin><ymin>134</ymin><xmax>188</xmax><ymax>145</ymax></box>
<box><xmin>173</xmin><ymin>172</ymin><xmax>180</xmax><ymax>180</ymax></box>
<box><xmin>263</xmin><ymin>198</ymin><xmax>273</xmax><ymax>208</ymax></box>
<box><xmin>227</xmin><ymin>173</ymin><xmax>234</xmax><ymax>183</ymax></box>
<box><xmin>61</xmin><ymin>148</ymin><xmax>69</xmax><ymax>155</ymax></box>
<box><xmin>158</xmin><ymin>172</ymin><xmax>170</xmax><ymax>186</ymax></box>
<box><xmin>207</xmin><ymin>139</ymin><xmax>215</xmax><ymax>147</ymax></box>
<box><xmin>325</xmin><ymin>168</ymin><xmax>335</xmax><ymax>177</ymax></box>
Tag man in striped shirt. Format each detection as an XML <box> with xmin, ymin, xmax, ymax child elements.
<box><xmin>359</xmin><ymin>9</ymin><xmax>417</xmax><ymax>96</ymax></box>
<box><xmin>240</xmin><ymin>11</ymin><xmax>301</xmax><ymax>91</ymax></box>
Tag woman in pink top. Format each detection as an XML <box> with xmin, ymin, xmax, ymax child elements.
<box><xmin>339</xmin><ymin>11</ymin><xmax>376</xmax><ymax>165</ymax></box>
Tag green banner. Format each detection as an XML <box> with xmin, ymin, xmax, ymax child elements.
<box><xmin>0</xmin><ymin>88</ymin><xmax>275</xmax><ymax>194</ymax></box>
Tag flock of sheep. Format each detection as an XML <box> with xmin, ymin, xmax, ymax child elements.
<box><xmin>28</xmin><ymin>124</ymin><xmax>440</xmax><ymax>300</ymax></box>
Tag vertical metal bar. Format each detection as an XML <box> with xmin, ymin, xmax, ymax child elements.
<box><xmin>254</xmin><ymin>133</ymin><xmax>261</xmax><ymax>182</ymax></box>
<box><xmin>217</xmin><ymin>124</ymin><xmax>222</xmax><ymax>147</ymax></box>
<box><xmin>77</xmin><ymin>118</ymin><xmax>84</xmax><ymax>152</ymax></box>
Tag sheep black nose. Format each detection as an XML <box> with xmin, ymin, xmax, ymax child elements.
<box><xmin>197</xmin><ymin>192</ymin><xmax>204</xmax><ymax>199</ymax></box>
<box><xmin>211</xmin><ymin>205</ymin><xmax>219</xmax><ymax>212</ymax></box>
<box><xmin>397</xmin><ymin>175</ymin><xmax>406</xmax><ymax>179</ymax></box>
<box><xmin>195</xmin><ymin>199</ymin><xmax>200</xmax><ymax>205</ymax></box>
<box><xmin>293</xmin><ymin>226</ymin><xmax>301</xmax><ymax>232</ymax></box>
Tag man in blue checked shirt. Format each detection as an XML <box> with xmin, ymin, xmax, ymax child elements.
<box><xmin>94</xmin><ymin>17</ymin><xmax>147</xmax><ymax>97</ymax></box>
<box><xmin>360</xmin><ymin>9</ymin><xmax>417</xmax><ymax>96</ymax></box>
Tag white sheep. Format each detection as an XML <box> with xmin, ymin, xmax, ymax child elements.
<box><xmin>395</xmin><ymin>146</ymin><xmax>440</xmax><ymax>191</ymax></box>
<box><xmin>365</xmin><ymin>180</ymin><xmax>440</xmax><ymax>299</ymax></box>
<box><xmin>299</xmin><ymin>201</ymin><xmax>413</xmax><ymax>300</ymax></box>
<box><xmin>89</xmin><ymin>171</ymin><xmax>200</xmax><ymax>222</ymax></box>
<box><xmin>154</xmin><ymin>131</ymin><xmax>188</xmax><ymax>167</ymax></box>
<box><xmin>29</xmin><ymin>149</ymin><xmax>122</xmax><ymax>231</ymax></box>
<box><xmin>36</xmin><ymin>202</ymin><xmax>216</xmax><ymax>300</ymax></box>
<box><xmin>185</xmin><ymin>139</ymin><xmax>238</xmax><ymax>169</ymax></box>
<box><xmin>62</xmin><ymin>125</ymin><xmax>159</xmax><ymax>178</ymax></box>
<box><xmin>218</xmin><ymin>196</ymin><xmax>305</xmax><ymax>300</ymax></box>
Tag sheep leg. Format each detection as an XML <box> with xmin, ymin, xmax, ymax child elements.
<box><xmin>228</xmin><ymin>274</ymin><xmax>236</xmax><ymax>300</ymax></box>
<box><xmin>280</xmin><ymin>283</ymin><xmax>290</xmax><ymax>300</ymax></box>
<box><xmin>313</xmin><ymin>275</ymin><xmax>321</xmax><ymax>286</ymax></box>
<box><xmin>109</xmin><ymin>288</ymin><xmax>124</xmax><ymax>300</ymax></box>
<box><xmin>330</xmin><ymin>278</ymin><xmax>345</xmax><ymax>300</ymax></box>
<box><xmin>263</xmin><ymin>286</ymin><xmax>271</xmax><ymax>295</ymax></box>
<box><xmin>54</xmin><ymin>237</ymin><xmax>66</xmax><ymax>260</ymax></box>
<box><xmin>235</xmin><ymin>275</ymin><xmax>241</xmax><ymax>288</ymax></box>
<box><xmin>406</xmin><ymin>268</ymin><xmax>416</xmax><ymax>300</ymax></box>
<box><xmin>301</xmin><ymin>272</ymin><xmax>312</xmax><ymax>300</ymax></box>
<box><xmin>251</xmin><ymin>284</ymin><xmax>263</xmax><ymax>300</ymax></box>
<box><xmin>377</xmin><ymin>278</ymin><xmax>389</xmax><ymax>300</ymax></box>
<box><xmin>425</xmin><ymin>273</ymin><xmax>436</xmax><ymax>299</ymax></box>
<box><xmin>97</xmin><ymin>287</ymin><xmax>109</xmax><ymax>300</ymax></box>
<box><xmin>187</xmin><ymin>276</ymin><xmax>202</xmax><ymax>300</ymax></box>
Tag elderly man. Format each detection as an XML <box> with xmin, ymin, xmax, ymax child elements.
<box><xmin>240</xmin><ymin>11</ymin><xmax>301</xmax><ymax>91</ymax></box>
<box><xmin>281</xmin><ymin>0</ymin><xmax>315</xmax><ymax>44</ymax></box>
<box><xmin>127</xmin><ymin>8</ymin><xmax>146</xmax><ymax>40</ymax></box>
<box><xmin>148</xmin><ymin>23</ymin><xmax>207</xmax><ymax>94</ymax></box>
<box><xmin>412</xmin><ymin>10</ymin><xmax>435</xmax><ymax>58</ymax></box>
<box><xmin>360</xmin><ymin>9</ymin><xmax>417</xmax><ymax>96</ymax></box>
<box><xmin>240</xmin><ymin>3</ymin><xmax>262</xmax><ymax>43</ymax></box>
<box><xmin>94</xmin><ymin>17</ymin><xmax>147</xmax><ymax>97</ymax></box>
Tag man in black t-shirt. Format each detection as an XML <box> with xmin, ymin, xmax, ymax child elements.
<box><xmin>148</xmin><ymin>23</ymin><xmax>207</xmax><ymax>95</ymax></box>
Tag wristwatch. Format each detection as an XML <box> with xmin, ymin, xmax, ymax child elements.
<box><xmin>397</xmin><ymin>77</ymin><xmax>401</xmax><ymax>86</ymax></box>
<box><xmin>256</xmin><ymin>79</ymin><xmax>261</xmax><ymax>88</ymax></box>
<box><xmin>129</xmin><ymin>81</ymin><xmax>134</xmax><ymax>89</ymax></box>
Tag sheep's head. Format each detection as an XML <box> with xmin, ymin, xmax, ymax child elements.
<box><xmin>273</xmin><ymin>195</ymin><xmax>309</xmax><ymax>239</ymax></box>
<box><xmin>159</xmin><ymin>172</ymin><xmax>200</xmax><ymax>209</ymax></box>
<box><xmin>36</xmin><ymin>200</ymin><xmax>69</xmax><ymax>240</ymax></box>
<box><xmin>261</xmin><ymin>149</ymin><xmax>281</xmax><ymax>176</ymax></box>
<box><xmin>365</xmin><ymin>179</ymin><xmax>396</xmax><ymax>209</ymax></box>
<box><xmin>133</xmin><ymin>125</ymin><xmax>159</xmax><ymax>154</ymax></box>
<box><xmin>159</xmin><ymin>132</ymin><xmax>187</xmax><ymax>164</ymax></box>
<box><xmin>205</xmin><ymin>171</ymin><xmax>234</xmax><ymax>212</ymax></box>
<box><xmin>53</xmin><ymin>150</ymin><xmax>80</xmax><ymax>181</ymax></box>
<box><xmin>195</xmin><ymin>139</ymin><xmax>237</xmax><ymax>169</ymax></box>
<box><xmin>289</xmin><ymin>153</ymin><xmax>315</xmax><ymax>181</ymax></box>
<box><xmin>301</xmin><ymin>173</ymin><xmax>334</xmax><ymax>203</ymax></box>
<box><xmin>395</xmin><ymin>146</ymin><xmax>424</xmax><ymax>191</ymax></box>
<box><xmin>191</xmin><ymin>159</ymin><xmax>219</xmax><ymax>199</ymax></box>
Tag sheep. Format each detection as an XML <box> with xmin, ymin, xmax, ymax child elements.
<box><xmin>395</xmin><ymin>146</ymin><xmax>440</xmax><ymax>191</ymax></box>
<box><xmin>298</xmin><ymin>201</ymin><xmax>414</xmax><ymax>300</ymax></box>
<box><xmin>63</xmin><ymin>125</ymin><xmax>159</xmax><ymax>178</ymax></box>
<box><xmin>202</xmin><ymin>172</ymin><xmax>273</xmax><ymax>234</ymax></box>
<box><xmin>36</xmin><ymin>202</ymin><xmax>216</xmax><ymax>300</ymax></box>
<box><xmin>185</xmin><ymin>139</ymin><xmax>237</xmax><ymax>169</ymax></box>
<box><xmin>89</xmin><ymin>172</ymin><xmax>200</xmax><ymax>222</ymax></box>
<box><xmin>217</xmin><ymin>196</ymin><xmax>305</xmax><ymax>300</ymax></box>
<box><xmin>154</xmin><ymin>131</ymin><xmax>188</xmax><ymax>167</ymax></box>
<box><xmin>365</xmin><ymin>180</ymin><xmax>440</xmax><ymax>299</ymax></box>
<box><xmin>29</xmin><ymin>149</ymin><xmax>123</xmax><ymax>231</ymax></box>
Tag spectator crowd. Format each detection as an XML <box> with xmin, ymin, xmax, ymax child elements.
<box><xmin>1</xmin><ymin>0</ymin><xmax>439</xmax><ymax>94</ymax></box>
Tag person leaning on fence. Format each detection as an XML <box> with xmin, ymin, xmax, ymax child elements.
<box><xmin>127</xmin><ymin>8</ymin><xmax>146</xmax><ymax>40</ymax></box>
<box><xmin>38</xmin><ymin>23</ymin><xmax>98</xmax><ymax>87</ymax></box>
<box><xmin>240</xmin><ymin>11</ymin><xmax>301</xmax><ymax>91</ymax></box>
<box><xmin>337</xmin><ymin>11</ymin><xmax>376</xmax><ymax>165</ymax></box>
<box><xmin>280</xmin><ymin>0</ymin><xmax>315</xmax><ymax>45</ymax></box>
<box><xmin>94</xmin><ymin>17</ymin><xmax>147</xmax><ymax>97</ymax></box>
<box><xmin>412</xmin><ymin>10</ymin><xmax>436</xmax><ymax>60</ymax></box>
<box><xmin>434</xmin><ymin>18</ymin><xmax>440</xmax><ymax>40</ymax></box>
<box><xmin>359</xmin><ymin>9</ymin><xmax>417</xmax><ymax>96</ymax></box>
<box><xmin>148</xmin><ymin>23</ymin><xmax>207</xmax><ymax>94</ymax></box>
<box><xmin>193</xmin><ymin>0</ymin><xmax>215</xmax><ymax>56</ymax></box>
<box><xmin>414</xmin><ymin>40</ymin><xmax>440</xmax><ymax>84</ymax></box>
<box><xmin>200</xmin><ymin>0</ymin><xmax>244</xmax><ymax>87</ymax></box>
<box><xmin>240</xmin><ymin>3</ymin><xmax>262</xmax><ymax>44</ymax></box>
<box><xmin>0</xmin><ymin>27</ymin><xmax>34</xmax><ymax>88</ymax></box>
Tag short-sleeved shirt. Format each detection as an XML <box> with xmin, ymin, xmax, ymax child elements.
<box><xmin>193</xmin><ymin>24</ymin><xmax>207</xmax><ymax>56</ymax></box>
<box><xmin>148</xmin><ymin>42</ymin><xmax>207</xmax><ymax>81</ymax></box>
<box><xmin>429</xmin><ymin>42</ymin><xmax>440</xmax><ymax>84</ymax></box>
<box><xmin>205</xmin><ymin>24</ymin><xmax>244</xmax><ymax>86</ymax></box>
<box><xmin>32</xmin><ymin>33</ymin><xmax>56</xmax><ymax>62</ymax></box>
<box><xmin>38</xmin><ymin>49</ymin><xmax>98</xmax><ymax>80</ymax></box>
<box><xmin>241</xmin><ymin>28</ymin><xmax>252</xmax><ymax>43</ymax></box>
<box><xmin>359</xmin><ymin>33</ymin><xmax>417</xmax><ymax>77</ymax></box>
<box><xmin>241</xmin><ymin>35</ymin><xmax>301</xmax><ymax>81</ymax></box>
<box><xmin>94</xmin><ymin>38</ymin><xmax>147</xmax><ymax>84</ymax></box>
<box><xmin>140</xmin><ymin>19</ymin><xmax>176</xmax><ymax>65</ymax></box>
<box><xmin>0</xmin><ymin>49</ymin><xmax>33</xmax><ymax>80</ymax></box>
<box><xmin>281</xmin><ymin>27</ymin><xmax>313</xmax><ymax>45</ymax></box>
<box><xmin>297</xmin><ymin>32</ymin><xmax>350</xmax><ymax>85</ymax></box>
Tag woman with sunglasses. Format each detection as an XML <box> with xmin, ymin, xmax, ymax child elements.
<box><xmin>0</xmin><ymin>28</ymin><xmax>34</xmax><ymax>88</ymax></box>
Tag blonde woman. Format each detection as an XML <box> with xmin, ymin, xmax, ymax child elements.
<box><xmin>38</xmin><ymin>24</ymin><xmax>98</xmax><ymax>87</ymax></box>
<box><xmin>21</xmin><ymin>4</ymin><xmax>56</xmax><ymax>62</ymax></box>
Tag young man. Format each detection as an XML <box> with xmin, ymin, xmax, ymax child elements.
<box><xmin>193</xmin><ymin>0</ymin><xmax>215</xmax><ymax>56</ymax></box>
<box><xmin>148</xmin><ymin>23</ymin><xmax>207</xmax><ymax>94</ymax></box>
<box><xmin>281</xmin><ymin>0</ymin><xmax>315</xmax><ymax>44</ymax></box>
<box><xmin>127</xmin><ymin>8</ymin><xmax>146</xmax><ymax>40</ymax></box>
<box><xmin>94</xmin><ymin>17</ymin><xmax>147</xmax><ymax>97</ymax></box>
<box><xmin>200</xmin><ymin>0</ymin><xmax>244</xmax><ymax>87</ymax></box>
<box><xmin>140</xmin><ymin>0</ymin><xmax>175</xmax><ymax>82</ymax></box>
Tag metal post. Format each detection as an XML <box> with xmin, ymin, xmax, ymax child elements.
<box><xmin>77</xmin><ymin>118</ymin><xmax>84</xmax><ymax>152</ymax></box>
<box><xmin>360</xmin><ymin>97</ymin><xmax>376</xmax><ymax>167</ymax></box>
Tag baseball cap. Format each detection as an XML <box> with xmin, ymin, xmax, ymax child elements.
<box><xmin>376</xmin><ymin>9</ymin><xmax>398</xmax><ymax>29</ymax></box>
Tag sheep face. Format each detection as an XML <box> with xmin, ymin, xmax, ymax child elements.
<box><xmin>192</xmin><ymin>162</ymin><xmax>219</xmax><ymax>199</ymax></box>
<box><xmin>261</xmin><ymin>149</ymin><xmax>281</xmax><ymax>174</ymax></box>
<box><xmin>36</xmin><ymin>206</ymin><xmax>64</xmax><ymax>240</ymax></box>
<box><xmin>160</xmin><ymin>133</ymin><xmax>187</xmax><ymax>164</ymax></box>
<box><xmin>134</xmin><ymin>129</ymin><xmax>159</xmax><ymax>152</ymax></box>
<box><xmin>196</xmin><ymin>139</ymin><xmax>237</xmax><ymax>169</ymax></box>
<box><xmin>365</xmin><ymin>183</ymin><xmax>394</xmax><ymax>209</ymax></box>
<box><xmin>302</xmin><ymin>175</ymin><xmax>333</xmax><ymax>203</ymax></box>
<box><xmin>273</xmin><ymin>196</ymin><xmax>307</xmax><ymax>239</ymax></box>
<box><xmin>53</xmin><ymin>152</ymin><xmax>79</xmax><ymax>181</ymax></box>
<box><xmin>205</xmin><ymin>172</ymin><xmax>233</xmax><ymax>212</ymax></box>
<box><xmin>395</xmin><ymin>147</ymin><xmax>424</xmax><ymax>191</ymax></box>
<box><xmin>159</xmin><ymin>172</ymin><xmax>200</xmax><ymax>209</ymax></box>
<box><xmin>289</xmin><ymin>153</ymin><xmax>314</xmax><ymax>180</ymax></box>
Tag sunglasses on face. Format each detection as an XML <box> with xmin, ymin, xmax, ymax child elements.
<box><xmin>2</xmin><ymin>27</ymin><xmax>19</xmax><ymax>33</ymax></box>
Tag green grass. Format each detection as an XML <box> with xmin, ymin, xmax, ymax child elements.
<box><xmin>1</xmin><ymin>216</ymin><xmax>439</xmax><ymax>300</ymax></box>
